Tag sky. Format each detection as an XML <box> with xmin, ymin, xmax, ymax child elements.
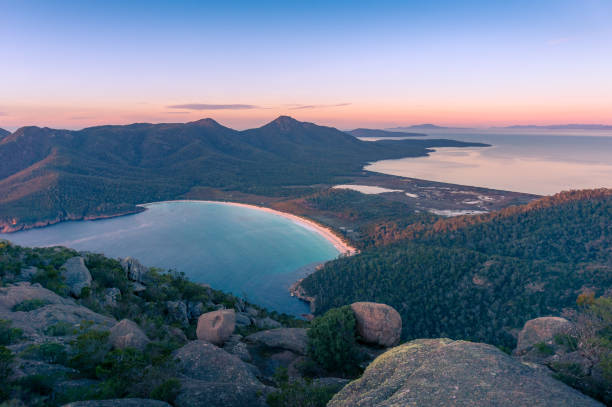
<box><xmin>1</xmin><ymin>0</ymin><xmax>611</xmax><ymax>130</ymax></box>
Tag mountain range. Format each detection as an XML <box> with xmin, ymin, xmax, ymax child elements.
<box><xmin>0</xmin><ymin>128</ymin><xmax>10</xmax><ymax>140</ymax></box>
<box><xmin>0</xmin><ymin>116</ymin><xmax>485</xmax><ymax>232</ymax></box>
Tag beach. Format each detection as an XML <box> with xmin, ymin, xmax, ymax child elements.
<box><xmin>138</xmin><ymin>200</ymin><xmax>358</xmax><ymax>257</ymax></box>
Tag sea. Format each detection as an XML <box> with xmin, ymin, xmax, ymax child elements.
<box><xmin>363</xmin><ymin>130</ymin><xmax>612</xmax><ymax>195</ymax></box>
<box><xmin>0</xmin><ymin>201</ymin><xmax>340</xmax><ymax>315</ymax></box>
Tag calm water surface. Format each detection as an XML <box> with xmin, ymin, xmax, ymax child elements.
<box><xmin>364</xmin><ymin>132</ymin><xmax>612</xmax><ymax>195</ymax></box>
<box><xmin>0</xmin><ymin>202</ymin><xmax>340</xmax><ymax>315</ymax></box>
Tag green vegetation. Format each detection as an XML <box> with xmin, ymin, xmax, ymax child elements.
<box><xmin>0</xmin><ymin>319</ymin><xmax>23</xmax><ymax>346</ymax></box>
<box><xmin>302</xmin><ymin>192</ymin><xmax>612</xmax><ymax>349</ymax></box>
<box><xmin>12</xmin><ymin>299</ymin><xmax>50</xmax><ymax>312</ymax></box>
<box><xmin>0</xmin><ymin>346</ymin><xmax>13</xmax><ymax>399</ymax></box>
<box><xmin>307</xmin><ymin>306</ymin><xmax>360</xmax><ymax>376</ymax></box>
<box><xmin>550</xmin><ymin>295</ymin><xmax>612</xmax><ymax>404</ymax></box>
<box><xmin>267</xmin><ymin>367</ymin><xmax>340</xmax><ymax>407</ymax></box>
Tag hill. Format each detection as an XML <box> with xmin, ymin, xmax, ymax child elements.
<box><xmin>299</xmin><ymin>190</ymin><xmax>612</xmax><ymax>348</ymax></box>
<box><xmin>0</xmin><ymin>128</ymin><xmax>9</xmax><ymax>140</ymax></box>
<box><xmin>0</xmin><ymin>116</ymin><xmax>485</xmax><ymax>232</ymax></box>
<box><xmin>346</xmin><ymin>128</ymin><xmax>427</xmax><ymax>138</ymax></box>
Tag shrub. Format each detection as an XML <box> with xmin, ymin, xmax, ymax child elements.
<box><xmin>31</xmin><ymin>267</ymin><xmax>69</xmax><ymax>296</ymax></box>
<box><xmin>0</xmin><ymin>346</ymin><xmax>14</xmax><ymax>401</ymax></box>
<box><xmin>68</xmin><ymin>330</ymin><xmax>111</xmax><ymax>376</ymax></box>
<box><xmin>307</xmin><ymin>306</ymin><xmax>360</xmax><ymax>375</ymax></box>
<box><xmin>151</xmin><ymin>378</ymin><xmax>181</xmax><ymax>403</ymax></box>
<box><xmin>267</xmin><ymin>367</ymin><xmax>339</xmax><ymax>407</ymax></box>
<box><xmin>11</xmin><ymin>299</ymin><xmax>50</xmax><ymax>312</ymax></box>
<box><xmin>534</xmin><ymin>342</ymin><xmax>555</xmax><ymax>356</ymax></box>
<box><xmin>44</xmin><ymin>321</ymin><xmax>76</xmax><ymax>337</ymax></box>
<box><xmin>0</xmin><ymin>319</ymin><xmax>23</xmax><ymax>345</ymax></box>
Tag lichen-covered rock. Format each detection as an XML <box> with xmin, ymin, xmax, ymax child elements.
<box><xmin>109</xmin><ymin>319</ymin><xmax>150</xmax><ymax>350</ymax></box>
<box><xmin>62</xmin><ymin>399</ymin><xmax>171</xmax><ymax>407</ymax></box>
<box><xmin>166</xmin><ymin>301</ymin><xmax>189</xmax><ymax>327</ymax></box>
<box><xmin>0</xmin><ymin>282</ymin><xmax>72</xmax><ymax>310</ymax></box>
<box><xmin>60</xmin><ymin>257</ymin><xmax>92</xmax><ymax>297</ymax></box>
<box><xmin>235</xmin><ymin>312</ymin><xmax>252</xmax><ymax>326</ymax></box>
<box><xmin>173</xmin><ymin>340</ymin><xmax>271</xmax><ymax>407</ymax></box>
<box><xmin>0</xmin><ymin>283</ymin><xmax>116</xmax><ymax>337</ymax></box>
<box><xmin>350</xmin><ymin>302</ymin><xmax>402</xmax><ymax>347</ymax></box>
<box><xmin>119</xmin><ymin>257</ymin><xmax>150</xmax><ymax>284</ymax></box>
<box><xmin>103</xmin><ymin>288</ymin><xmax>121</xmax><ymax>307</ymax></box>
<box><xmin>223</xmin><ymin>334</ymin><xmax>251</xmax><ymax>362</ymax></box>
<box><xmin>196</xmin><ymin>309</ymin><xmax>235</xmax><ymax>345</ymax></box>
<box><xmin>254</xmin><ymin>316</ymin><xmax>281</xmax><ymax>329</ymax></box>
<box><xmin>245</xmin><ymin>328</ymin><xmax>308</xmax><ymax>355</ymax></box>
<box><xmin>515</xmin><ymin>317</ymin><xmax>573</xmax><ymax>355</ymax></box>
<box><xmin>328</xmin><ymin>338</ymin><xmax>602</xmax><ymax>407</ymax></box>
<box><xmin>187</xmin><ymin>301</ymin><xmax>204</xmax><ymax>320</ymax></box>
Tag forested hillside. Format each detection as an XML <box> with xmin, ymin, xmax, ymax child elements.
<box><xmin>300</xmin><ymin>190</ymin><xmax>612</xmax><ymax>348</ymax></box>
<box><xmin>0</xmin><ymin>116</ymin><xmax>484</xmax><ymax>232</ymax></box>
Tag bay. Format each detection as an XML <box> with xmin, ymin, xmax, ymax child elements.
<box><xmin>0</xmin><ymin>201</ymin><xmax>340</xmax><ymax>315</ymax></box>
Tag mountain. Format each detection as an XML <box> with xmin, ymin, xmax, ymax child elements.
<box><xmin>0</xmin><ymin>116</ymin><xmax>486</xmax><ymax>232</ymax></box>
<box><xmin>299</xmin><ymin>189</ymin><xmax>612</xmax><ymax>349</ymax></box>
<box><xmin>346</xmin><ymin>128</ymin><xmax>427</xmax><ymax>138</ymax></box>
<box><xmin>497</xmin><ymin>124</ymin><xmax>612</xmax><ymax>130</ymax></box>
<box><xmin>0</xmin><ymin>128</ymin><xmax>9</xmax><ymax>140</ymax></box>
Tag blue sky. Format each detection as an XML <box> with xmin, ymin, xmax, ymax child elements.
<box><xmin>1</xmin><ymin>0</ymin><xmax>611</xmax><ymax>129</ymax></box>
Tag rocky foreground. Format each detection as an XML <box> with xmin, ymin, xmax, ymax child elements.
<box><xmin>0</xmin><ymin>241</ymin><xmax>608</xmax><ymax>406</ymax></box>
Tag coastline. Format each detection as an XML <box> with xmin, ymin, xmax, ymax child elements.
<box><xmin>138</xmin><ymin>199</ymin><xmax>358</xmax><ymax>257</ymax></box>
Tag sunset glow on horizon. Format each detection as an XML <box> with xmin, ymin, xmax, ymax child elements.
<box><xmin>1</xmin><ymin>0</ymin><xmax>611</xmax><ymax>131</ymax></box>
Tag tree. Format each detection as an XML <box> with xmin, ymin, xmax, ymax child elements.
<box><xmin>307</xmin><ymin>306</ymin><xmax>360</xmax><ymax>375</ymax></box>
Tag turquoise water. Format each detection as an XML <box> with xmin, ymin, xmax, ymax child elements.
<box><xmin>0</xmin><ymin>201</ymin><xmax>340</xmax><ymax>315</ymax></box>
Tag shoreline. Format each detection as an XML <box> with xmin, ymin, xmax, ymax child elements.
<box><xmin>138</xmin><ymin>199</ymin><xmax>358</xmax><ymax>257</ymax></box>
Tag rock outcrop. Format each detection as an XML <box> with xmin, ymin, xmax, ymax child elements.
<box><xmin>109</xmin><ymin>319</ymin><xmax>150</xmax><ymax>350</ymax></box>
<box><xmin>196</xmin><ymin>309</ymin><xmax>236</xmax><ymax>346</ymax></box>
<box><xmin>166</xmin><ymin>300</ymin><xmax>189</xmax><ymax>327</ymax></box>
<box><xmin>60</xmin><ymin>257</ymin><xmax>92</xmax><ymax>297</ymax></box>
<box><xmin>254</xmin><ymin>316</ymin><xmax>281</xmax><ymax>330</ymax></box>
<box><xmin>173</xmin><ymin>340</ymin><xmax>271</xmax><ymax>407</ymax></box>
<box><xmin>0</xmin><ymin>282</ymin><xmax>116</xmax><ymax>337</ymax></box>
<box><xmin>62</xmin><ymin>399</ymin><xmax>171</xmax><ymax>407</ymax></box>
<box><xmin>119</xmin><ymin>257</ymin><xmax>150</xmax><ymax>284</ymax></box>
<box><xmin>515</xmin><ymin>316</ymin><xmax>573</xmax><ymax>355</ymax></box>
<box><xmin>328</xmin><ymin>338</ymin><xmax>602</xmax><ymax>407</ymax></box>
<box><xmin>245</xmin><ymin>328</ymin><xmax>308</xmax><ymax>355</ymax></box>
<box><xmin>350</xmin><ymin>302</ymin><xmax>402</xmax><ymax>347</ymax></box>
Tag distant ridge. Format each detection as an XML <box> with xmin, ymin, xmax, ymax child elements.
<box><xmin>0</xmin><ymin>128</ymin><xmax>9</xmax><ymax>140</ymax></box>
<box><xmin>388</xmin><ymin>124</ymin><xmax>471</xmax><ymax>131</ymax></box>
<box><xmin>496</xmin><ymin>124</ymin><xmax>612</xmax><ymax>130</ymax></box>
<box><xmin>347</xmin><ymin>128</ymin><xmax>427</xmax><ymax>138</ymax></box>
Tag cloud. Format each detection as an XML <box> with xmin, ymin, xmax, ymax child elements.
<box><xmin>289</xmin><ymin>103</ymin><xmax>351</xmax><ymax>110</ymax></box>
<box><xmin>167</xmin><ymin>103</ymin><xmax>260</xmax><ymax>110</ymax></box>
<box><xmin>165</xmin><ymin>111</ymin><xmax>190</xmax><ymax>114</ymax></box>
<box><xmin>0</xmin><ymin>112</ymin><xmax>7</xmax><ymax>116</ymax></box>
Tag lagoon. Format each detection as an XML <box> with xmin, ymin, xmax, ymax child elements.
<box><xmin>0</xmin><ymin>201</ymin><xmax>341</xmax><ymax>315</ymax></box>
